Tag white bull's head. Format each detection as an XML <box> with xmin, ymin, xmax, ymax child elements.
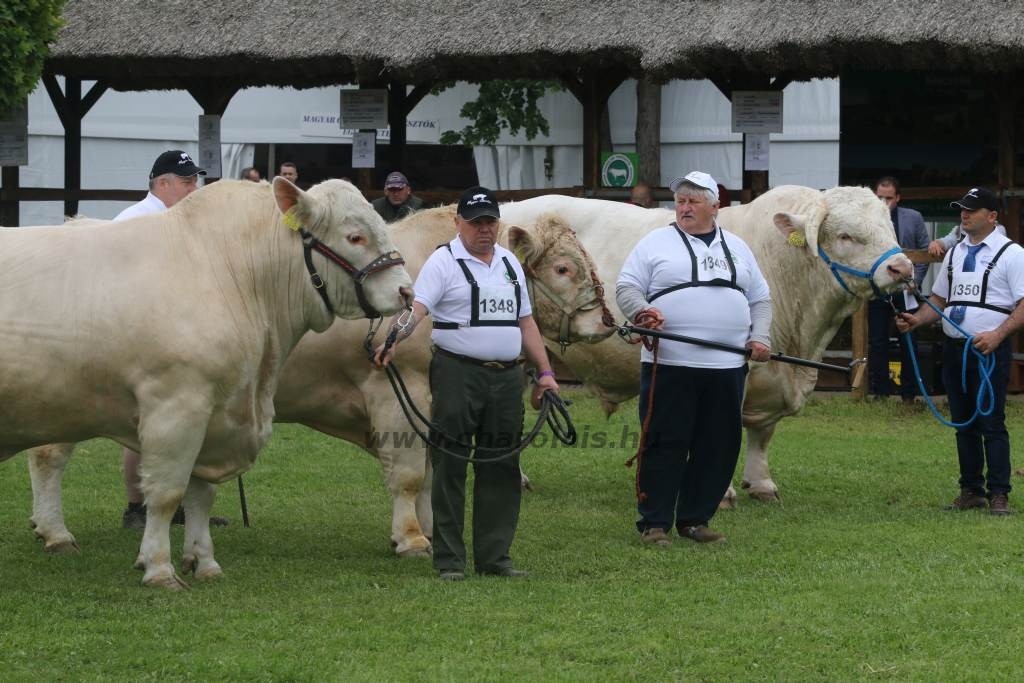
<box><xmin>273</xmin><ymin>178</ymin><xmax>413</xmax><ymax>323</ymax></box>
<box><xmin>773</xmin><ymin>185</ymin><xmax>913</xmax><ymax>299</ymax></box>
<box><xmin>506</xmin><ymin>213</ymin><xmax>616</xmax><ymax>346</ymax></box>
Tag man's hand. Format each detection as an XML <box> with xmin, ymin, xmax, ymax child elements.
<box><xmin>372</xmin><ymin>342</ymin><xmax>396</xmax><ymax>368</ymax></box>
<box><xmin>927</xmin><ymin>239</ymin><xmax>947</xmax><ymax>259</ymax></box>
<box><xmin>971</xmin><ymin>330</ymin><xmax>1005</xmax><ymax>355</ymax></box>
<box><xmin>530</xmin><ymin>373</ymin><xmax>560</xmax><ymax>410</ymax></box>
<box><xmin>895</xmin><ymin>312</ymin><xmax>918</xmax><ymax>334</ymax></box>
<box><xmin>634</xmin><ymin>307</ymin><xmax>665</xmax><ymax>330</ymax></box>
<box><xmin>746</xmin><ymin>341</ymin><xmax>770</xmax><ymax>362</ymax></box>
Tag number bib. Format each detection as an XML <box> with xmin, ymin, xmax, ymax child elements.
<box><xmin>949</xmin><ymin>272</ymin><xmax>984</xmax><ymax>303</ymax></box>
<box><xmin>477</xmin><ymin>283</ymin><xmax>519</xmax><ymax>323</ymax></box>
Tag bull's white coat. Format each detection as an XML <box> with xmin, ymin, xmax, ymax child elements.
<box><xmin>4</xmin><ymin>178</ymin><xmax>412</xmax><ymax>588</ymax></box>
<box><xmin>500</xmin><ymin>186</ymin><xmax>914</xmax><ymax>504</ymax></box>
<box><xmin>24</xmin><ymin>206</ymin><xmax>613</xmax><ymax>561</ymax></box>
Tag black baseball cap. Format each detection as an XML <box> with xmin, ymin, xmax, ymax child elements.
<box><xmin>457</xmin><ymin>186</ymin><xmax>500</xmax><ymax>220</ymax></box>
<box><xmin>950</xmin><ymin>187</ymin><xmax>1000</xmax><ymax>211</ymax></box>
<box><xmin>149</xmin><ymin>150</ymin><xmax>207</xmax><ymax>179</ymax></box>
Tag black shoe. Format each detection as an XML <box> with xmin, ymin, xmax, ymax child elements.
<box><xmin>480</xmin><ymin>567</ymin><xmax>529</xmax><ymax>578</ymax></box>
<box><xmin>171</xmin><ymin>507</ymin><xmax>230</xmax><ymax>527</ymax></box>
<box><xmin>438</xmin><ymin>569</ymin><xmax>466</xmax><ymax>581</ymax></box>
<box><xmin>944</xmin><ymin>489</ymin><xmax>988</xmax><ymax>511</ymax></box>
<box><xmin>990</xmin><ymin>493</ymin><xmax>1011</xmax><ymax>516</ymax></box>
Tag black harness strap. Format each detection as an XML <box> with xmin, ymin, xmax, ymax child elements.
<box><xmin>431</xmin><ymin>243</ymin><xmax>521</xmax><ymax>329</ymax></box>
<box><xmin>649</xmin><ymin>225</ymin><xmax>744</xmax><ymax>303</ymax></box>
<box><xmin>945</xmin><ymin>241</ymin><xmax>1015</xmax><ymax>315</ymax></box>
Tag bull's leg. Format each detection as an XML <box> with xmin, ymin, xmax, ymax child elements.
<box><xmin>27</xmin><ymin>443</ymin><xmax>80</xmax><ymax>553</ymax></box>
<box><xmin>740</xmin><ymin>422</ymin><xmax>781</xmax><ymax>502</ymax></box>
<box><xmin>382</xmin><ymin>447</ymin><xmax>431</xmax><ymax>557</ymax></box>
<box><xmin>134</xmin><ymin>398</ymin><xmax>211</xmax><ymax>590</ymax></box>
<box><xmin>180</xmin><ymin>476</ymin><xmax>222</xmax><ymax>581</ymax></box>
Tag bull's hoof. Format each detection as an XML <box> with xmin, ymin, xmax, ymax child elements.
<box><xmin>142</xmin><ymin>571</ymin><xmax>190</xmax><ymax>591</ymax></box>
<box><xmin>194</xmin><ymin>565</ymin><xmax>224</xmax><ymax>582</ymax></box>
<box><xmin>396</xmin><ymin>536</ymin><xmax>431</xmax><ymax>558</ymax></box>
<box><xmin>44</xmin><ymin>538</ymin><xmax>81</xmax><ymax>554</ymax></box>
<box><xmin>133</xmin><ymin>555</ymin><xmax>145</xmax><ymax>571</ymax></box>
<box><xmin>182</xmin><ymin>554</ymin><xmax>223</xmax><ymax>581</ymax></box>
<box><xmin>1015</xmin><ymin>467</ymin><xmax>1024</xmax><ymax>477</ymax></box>
<box><xmin>748</xmin><ymin>489</ymin><xmax>782</xmax><ymax>503</ymax></box>
<box><xmin>718</xmin><ymin>497</ymin><xmax>737</xmax><ymax>510</ymax></box>
<box><xmin>521</xmin><ymin>473</ymin><xmax>533</xmax><ymax>492</ymax></box>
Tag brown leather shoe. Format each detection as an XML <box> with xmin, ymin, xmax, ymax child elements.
<box><xmin>641</xmin><ymin>528</ymin><xmax>672</xmax><ymax>547</ymax></box>
<box><xmin>943</xmin><ymin>489</ymin><xmax>988</xmax><ymax>511</ymax></box>
<box><xmin>679</xmin><ymin>525</ymin><xmax>726</xmax><ymax>543</ymax></box>
<box><xmin>990</xmin><ymin>493</ymin><xmax>1010</xmax><ymax>516</ymax></box>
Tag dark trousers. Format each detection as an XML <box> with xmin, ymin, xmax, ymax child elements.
<box><xmin>868</xmin><ymin>298</ymin><xmax>916</xmax><ymax>397</ymax></box>
<box><xmin>635</xmin><ymin>362</ymin><xmax>747</xmax><ymax>533</ymax></box>
<box><xmin>942</xmin><ymin>338</ymin><xmax>1012</xmax><ymax>496</ymax></box>
<box><xmin>428</xmin><ymin>351</ymin><xmax>525</xmax><ymax>573</ymax></box>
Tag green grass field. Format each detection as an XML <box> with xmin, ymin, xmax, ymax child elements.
<box><xmin>1</xmin><ymin>391</ymin><xmax>1023</xmax><ymax>682</ymax></box>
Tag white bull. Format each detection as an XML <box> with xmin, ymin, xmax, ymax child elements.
<box><xmin>3</xmin><ymin>178</ymin><xmax>413</xmax><ymax>588</ymax></box>
<box><xmin>25</xmin><ymin>207</ymin><xmax>614</xmax><ymax>558</ymax></box>
<box><xmin>500</xmin><ymin>185</ymin><xmax>914</xmax><ymax>505</ymax></box>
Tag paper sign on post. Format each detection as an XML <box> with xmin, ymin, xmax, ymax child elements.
<box><xmin>744</xmin><ymin>133</ymin><xmax>770</xmax><ymax>171</ymax></box>
<box><xmin>352</xmin><ymin>131</ymin><xmax>376</xmax><ymax>168</ymax></box>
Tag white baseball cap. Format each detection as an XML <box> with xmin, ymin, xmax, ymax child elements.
<box><xmin>669</xmin><ymin>171</ymin><xmax>719</xmax><ymax>201</ymax></box>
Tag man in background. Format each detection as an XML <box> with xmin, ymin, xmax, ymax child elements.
<box><xmin>372</xmin><ymin>171</ymin><xmax>424</xmax><ymax>223</ymax></box>
<box><xmin>278</xmin><ymin>161</ymin><xmax>299</xmax><ymax>185</ymax></box>
<box><xmin>629</xmin><ymin>182</ymin><xmax>655</xmax><ymax>208</ymax></box>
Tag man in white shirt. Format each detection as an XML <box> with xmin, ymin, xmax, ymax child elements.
<box><xmin>114</xmin><ymin>150</ymin><xmax>210</xmax><ymax>530</ymax></box>
<box><xmin>616</xmin><ymin>171</ymin><xmax>772</xmax><ymax>546</ymax></box>
<box><xmin>374</xmin><ymin>186</ymin><xmax>558</xmax><ymax>581</ymax></box>
<box><xmin>898</xmin><ymin>187</ymin><xmax>1024</xmax><ymax>516</ymax></box>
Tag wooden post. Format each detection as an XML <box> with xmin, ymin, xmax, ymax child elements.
<box><xmin>850</xmin><ymin>302</ymin><xmax>869</xmax><ymax>397</ymax></box>
<box><xmin>0</xmin><ymin>166</ymin><xmax>19</xmax><ymax>226</ymax></box>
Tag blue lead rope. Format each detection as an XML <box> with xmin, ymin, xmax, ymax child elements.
<box><xmin>902</xmin><ymin>295</ymin><xmax>996</xmax><ymax>428</ymax></box>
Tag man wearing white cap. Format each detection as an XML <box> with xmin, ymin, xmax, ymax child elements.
<box><xmin>372</xmin><ymin>171</ymin><xmax>424</xmax><ymax>223</ymax></box>
<box><xmin>616</xmin><ymin>171</ymin><xmax>772</xmax><ymax>546</ymax></box>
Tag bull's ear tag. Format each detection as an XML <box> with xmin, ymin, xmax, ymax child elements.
<box><xmin>787</xmin><ymin>231</ymin><xmax>807</xmax><ymax>248</ymax></box>
<box><xmin>282</xmin><ymin>209</ymin><xmax>302</xmax><ymax>232</ymax></box>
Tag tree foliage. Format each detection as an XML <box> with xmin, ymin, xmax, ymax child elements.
<box><xmin>434</xmin><ymin>80</ymin><xmax>562</xmax><ymax>146</ymax></box>
<box><xmin>0</xmin><ymin>0</ymin><xmax>66</xmax><ymax>117</ymax></box>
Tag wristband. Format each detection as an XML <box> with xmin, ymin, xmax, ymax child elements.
<box><xmin>538</xmin><ymin>370</ymin><xmax>556</xmax><ymax>379</ymax></box>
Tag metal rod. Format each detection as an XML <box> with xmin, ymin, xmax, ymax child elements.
<box><xmin>626</xmin><ymin>326</ymin><xmax>851</xmax><ymax>375</ymax></box>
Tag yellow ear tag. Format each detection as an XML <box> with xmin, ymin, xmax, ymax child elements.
<box><xmin>282</xmin><ymin>209</ymin><xmax>302</xmax><ymax>232</ymax></box>
<box><xmin>787</xmin><ymin>231</ymin><xmax>807</xmax><ymax>248</ymax></box>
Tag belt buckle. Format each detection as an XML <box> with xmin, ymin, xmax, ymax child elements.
<box><xmin>483</xmin><ymin>361</ymin><xmax>505</xmax><ymax>369</ymax></box>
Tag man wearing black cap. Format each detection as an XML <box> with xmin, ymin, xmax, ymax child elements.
<box><xmin>897</xmin><ymin>187</ymin><xmax>1024</xmax><ymax>516</ymax></box>
<box><xmin>114</xmin><ymin>149</ymin><xmax>206</xmax><ymax>222</ymax></box>
<box><xmin>372</xmin><ymin>171</ymin><xmax>424</xmax><ymax>223</ymax></box>
<box><xmin>372</xmin><ymin>186</ymin><xmax>559</xmax><ymax>581</ymax></box>
<box><xmin>114</xmin><ymin>149</ymin><xmax>219</xmax><ymax>530</ymax></box>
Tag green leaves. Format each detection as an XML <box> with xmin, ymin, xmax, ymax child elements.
<box><xmin>0</xmin><ymin>0</ymin><xmax>65</xmax><ymax>118</ymax></box>
<box><xmin>437</xmin><ymin>80</ymin><xmax>563</xmax><ymax>146</ymax></box>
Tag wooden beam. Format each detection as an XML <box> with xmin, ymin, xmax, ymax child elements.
<box><xmin>0</xmin><ymin>166</ymin><xmax>19</xmax><ymax>226</ymax></box>
<box><xmin>850</xmin><ymin>303</ymin><xmax>869</xmax><ymax>398</ymax></box>
<box><xmin>186</xmin><ymin>86</ymin><xmax>238</xmax><ymax>117</ymax></box>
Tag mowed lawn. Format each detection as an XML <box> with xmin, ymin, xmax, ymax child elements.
<box><xmin>2</xmin><ymin>390</ymin><xmax>1023</xmax><ymax>682</ymax></box>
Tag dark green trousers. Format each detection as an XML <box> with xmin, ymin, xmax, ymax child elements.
<box><xmin>429</xmin><ymin>350</ymin><xmax>525</xmax><ymax>574</ymax></box>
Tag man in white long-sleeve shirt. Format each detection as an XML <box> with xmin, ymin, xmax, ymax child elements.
<box><xmin>616</xmin><ymin>171</ymin><xmax>772</xmax><ymax>546</ymax></box>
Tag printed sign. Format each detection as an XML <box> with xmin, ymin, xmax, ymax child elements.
<box><xmin>340</xmin><ymin>89</ymin><xmax>388</xmax><ymax>129</ymax></box>
<box><xmin>744</xmin><ymin>133</ymin><xmax>770</xmax><ymax>171</ymax></box>
<box><xmin>732</xmin><ymin>91</ymin><xmax>783</xmax><ymax>134</ymax></box>
<box><xmin>352</xmin><ymin>131</ymin><xmax>376</xmax><ymax>168</ymax></box>
<box><xmin>600</xmin><ymin>152</ymin><xmax>638</xmax><ymax>187</ymax></box>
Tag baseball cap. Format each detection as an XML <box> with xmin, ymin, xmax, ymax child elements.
<box><xmin>669</xmin><ymin>171</ymin><xmax>719</xmax><ymax>201</ymax></box>
<box><xmin>149</xmin><ymin>150</ymin><xmax>206</xmax><ymax>179</ymax></box>
<box><xmin>950</xmin><ymin>187</ymin><xmax>1000</xmax><ymax>211</ymax></box>
<box><xmin>457</xmin><ymin>186</ymin><xmax>500</xmax><ymax>220</ymax></box>
<box><xmin>384</xmin><ymin>171</ymin><xmax>409</xmax><ymax>189</ymax></box>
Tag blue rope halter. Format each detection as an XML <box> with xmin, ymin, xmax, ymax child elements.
<box><xmin>817</xmin><ymin>245</ymin><xmax>903</xmax><ymax>299</ymax></box>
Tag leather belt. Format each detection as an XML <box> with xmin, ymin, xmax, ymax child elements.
<box><xmin>434</xmin><ymin>346</ymin><xmax>521</xmax><ymax>370</ymax></box>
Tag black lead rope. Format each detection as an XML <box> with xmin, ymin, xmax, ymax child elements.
<box><xmin>366</xmin><ymin>336</ymin><xmax>576</xmax><ymax>462</ymax></box>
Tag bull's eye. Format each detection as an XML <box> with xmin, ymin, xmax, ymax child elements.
<box><xmin>348</xmin><ymin>234</ymin><xmax>365</xmax><ymax>244</ymax></box>
<box><xmin>838</xmin><ymin>233</ymin><xmax>853</xmax><ymax>242</ymax></box>
<box><xmin>556</xmin><ymin>265</ymin><xmax>570</xmax><ymax>275</ymax></box>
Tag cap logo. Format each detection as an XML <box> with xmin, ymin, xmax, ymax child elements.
<box><xmin>967</xmin><ymin>188</ymin><xmax>979</xmax><ymax>197</ymax></box>
<box><xmin>466</xmin><ymin>193</ymin><xmax>491</xmax><ymax>206</ymax></box>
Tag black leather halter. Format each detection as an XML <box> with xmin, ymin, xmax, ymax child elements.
<box><xmin>298</xmin><ymin>227</ymin><xmax>406</xmax><ymax>318</ymax></box>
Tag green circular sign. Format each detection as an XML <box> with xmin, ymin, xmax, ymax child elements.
<box><xmin>601</xmin><ymin>153</ymin><xmax>635</xmax><ymax>187</ymax></box>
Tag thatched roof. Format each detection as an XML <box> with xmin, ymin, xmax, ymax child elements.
<box><xmin>47</xmin><ymin>0</ymin><xmax>1024</xmax><ymax>91</ymax></box>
